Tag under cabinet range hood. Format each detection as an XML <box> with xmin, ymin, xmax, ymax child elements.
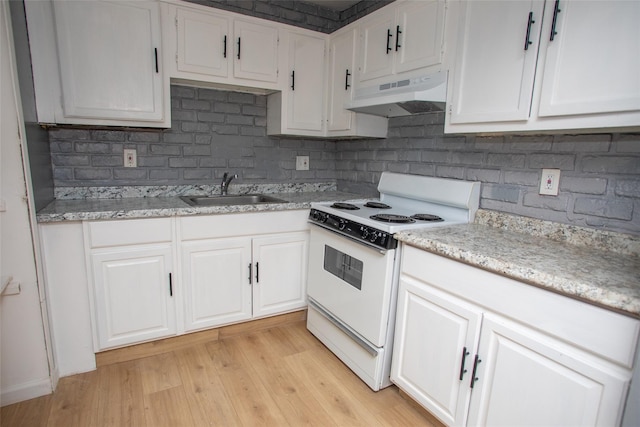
<box><xmin>345</xmin><ymin>71</ymin><xmax>447</xmax><ymax>117</ymax></box>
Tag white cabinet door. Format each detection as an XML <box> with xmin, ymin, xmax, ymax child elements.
<box><xmin>176</xmin><ymin>8</ymin><xmax>229</xmax><ymax>78</ymax></box>
<box><xmin>252</xmin><ymin>232</ymin><xmax>308</xmax><ymax>318</ymax></box>
<box><xmin>537</xmin><ymin>0</ymin><xmax>640</xmax><ymax>117</ymax></box>
<box><xmin>181</xmin><ymin>237</ymin><xmax>252</xmax><ymax>331</ymax></box>
<box><xmin>52</xmin><ymin>0</ymin><xmax>164</xmax><ymax>122</ymax></box>
<box><xmin>392</xmin><ymin>275</ymin><xmax>482</xmax><ymax>426</ymax></box>
<box><xmin>286</xmin><ymin>33</ymin><xmax>325</xmax><ymax>132</ymax></box>
<box><xmin>328</xmin><ymin>28</ymin><xmax>356</xmax><ymax>132</ymax></box>
<box><xmin>394</xmin><ymin>0</ymin><xmax>445</xmax><ymax>75</ymax></box>
<box><xmin>358</xmin><ymin>10</ymin><xmax>396</xmax><ymax>83</ymax></box>
<box><xmin>91</xmin><ymin>244</ymin><xmax>176</xmax><ymax>349</ymax></box>
<box><xmin>468</xmin><ymin>314</ymin><xmax>630</xmax><ymax>426</ymax></box>
<box><xmin>358</xmin><ymin>0</ymin><xmax>445</xmax><ymax>83</ymax></box>
<box><xmin>448</xmin><ymin>0</ymin><xmax>544</xmax><ymax>124</ymax></box>
<box><xmin>233</xmin><ymin>19</ymin><xmax>279</xmax><ymax>83</ymax></box>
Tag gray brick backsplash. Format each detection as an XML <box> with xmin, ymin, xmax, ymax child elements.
<box><xmin>335</xmin><ymin>114</ymin><xmax>639</xmax><ymax>235</ymax></box>
<box><xmin>47</xmin><ymin>84</ymin><xmax>640</xmax><ymax>235</ymax></box>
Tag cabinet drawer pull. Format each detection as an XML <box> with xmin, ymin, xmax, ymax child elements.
<box><xmin>345</xmin><ymin>69</ymin><xmax>351</xmax><ymax>90</ymax></box>
<box><xmin>386</xmin><ymin>28</ymin><xmax>393</xmax><ymax>54</ymax></box>
<box><xmin>237</xmin><ymin>37</ymin><xmax>241</xmax><ymax>60</ymax></box>
<box><xmin>255</xmin><ymin>262</ymin><xmax>260</xmax><ymax>283</ymax></box>
<box><xmin>223</xmin><ymin>35</ymin><xmax>227</xmax><ymax>58</ymax></box>
<box><xmin>154</xmin><ymin>48</ymin><xmax>159</xmax><ymax>73</ymax></box>
<box><xmin>459</xmin><ymin>347</ymin><xmax>470</xmax><ymax>380</ymax></box>
<box><xmin>248</xmin><ymin>263</ymin><xmax>253</xmax><ymax>284</ymax></box>
<box><xmin>169</xmin><ymin>272</ymin><xmax>173</xmax><ymax>296</ymax></box>
<box><xmin>524</xmin><ymin>11</ymin><xmax>535</xmax><ymax>51</ymax></box>
<box><xmin>550</xmin><ymin>0</ymin><xmax>561</xmax><ymax>41</ymax></box>
<box><xmin>291</xmin><ymin>70</ymin><xmax>295</xmax><ymax>91</ymax></box>
<box><xmin>470</xmin><ymin>354</ymin><xmax>481</xmax><ymax>388</ymax></box>
<box><xmin>395</xmin><ymin>25</ymin><xmax>402</xmax><ymax>51</ymax></box>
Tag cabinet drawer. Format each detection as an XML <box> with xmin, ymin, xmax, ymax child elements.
<box><xmin>180</xmin><ymin>210</ymin><xmax>308</xmax><ymax>240</ymax></box>
<box><xmin>86</xmin><ymin>218</ymin><xmax>173</xmax><ymax>248</ymax></box>
<box><xmin>401</xmin><ymin>245</ymin><xmax>640</xmax><ymax>369</ymax></box>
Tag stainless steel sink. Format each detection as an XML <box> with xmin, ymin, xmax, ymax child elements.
<box><xmin>180</xmin><ymin>194</ymin><xmax>287</xmax><ymax>206</ymax></box>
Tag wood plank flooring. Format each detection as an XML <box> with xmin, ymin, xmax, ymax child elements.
<box><xmin>1</xmin><ymin>319</ymin><xmax>441</xmax><ymax>427</ymax></box>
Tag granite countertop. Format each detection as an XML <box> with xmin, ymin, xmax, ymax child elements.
<box><xmin>396</xmin><ymin>216</ymin><xmax>640</xmax><ymax>318</ymax></box>
<box><xmin>36</xmin><ymin>188</ymin><xmax>364</xmax><ymax>223</ymax></box>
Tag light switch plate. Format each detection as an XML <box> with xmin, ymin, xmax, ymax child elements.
<box><xmin>296</xmin><ymin>156</ymin><xmax>309</xmax><ymax>171</ymax></box>
<box><xmin>124</xmin><ymin>149</ymin><xmax>137</xmax><ymax>168</ymax></box>
<box><xmin>539</xmin><ymin>169</ymin><xmax>560</xmax><ymax>195</ymax></box>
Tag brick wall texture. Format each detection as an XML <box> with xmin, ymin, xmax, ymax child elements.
<box><xmin>48</xmin><ymin>85</ymin><xmax>640</xmax><ymax>235</ymax></box>
<box><xmin>336</xmin><ymin>113</ymin><xmax>640</xmax><ymax>235</ymax></box>
<box><xmin>184</xmin><ymin>0</ymin><xmax>393</xmax><ymax>33</ymax></box>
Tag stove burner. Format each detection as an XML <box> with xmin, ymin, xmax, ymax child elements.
<box><xmin>412</xmin><ymin>213</ymin><xmax>444</xmax><ymax>222</ymax></box>
<box><xmin>365</xmin><ymin>201</ymin><xmax>391</xmax><ymax>209</ymax></box>
<box><xmin>331</xmin><ymin>202</ymin><xmax>359</xmax><ymax>210</ymax></box>
<box><xmin>370</xmin><ymin>214</ymin><xmax>416</xmax><ymax>224</ymax></box>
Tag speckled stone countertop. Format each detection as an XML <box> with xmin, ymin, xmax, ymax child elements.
<box><xmin>36</xmin><ymin>184</ymin><xmax>364</xmax><ymax>223</ymax></box>
<box><xmin>396</xmin><ymin>210</ymin><xmax>640</xmax><ymax>318</ymax></box>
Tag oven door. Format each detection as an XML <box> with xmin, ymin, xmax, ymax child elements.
<box><xmin>307</xmin><ymin>224</ymin><xmax>396</xmax><ymax>347</ymax></box>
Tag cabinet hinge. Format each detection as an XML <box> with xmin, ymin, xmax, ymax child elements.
<box><xmin>175</xmin><ymin>16</ymin><xmax>178</xmax><ymax>27</ymax></box>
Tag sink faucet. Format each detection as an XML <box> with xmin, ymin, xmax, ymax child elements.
<box><xmin>221</xmin><ymin>172</ymin><xmax>237</xmax><ymax>195</ymax></box>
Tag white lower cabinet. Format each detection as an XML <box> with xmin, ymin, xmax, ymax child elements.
<box><xmin>180</xmin><ymin>211</ymin><xmax>309</xmax><ymax>332</ymax></box>
<box><xmin>252</xmin><ymin>232</ymin><xmax>308</xmax><ymax>318</ymax></box>
<box><xmin>85</xmin><ymin>218</ymin><xmax>177</xmax><ymax>350</ymax></box>
<box><xmin>181</xmin><ymin>231</ymin><xmax>308</xmax><ymax>332</ymax></box>
<box><xmin>76</xmin><ymin>211</ymin><xmax>309</xmax><ymax>353</ymax></box>
<box><xmin>392</xmin><ymin>245</ymin><xmax>639</xmax><ymax>427</ymax></box>
<box><xmin>90</xmin><ymin>244</ymin><xmax>176</xmax><ymax>350</ymax></box>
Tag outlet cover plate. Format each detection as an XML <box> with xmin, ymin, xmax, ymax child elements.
<box><xmin>539</xmin><ymin>168</ymin><xmax>560</xmax><ymax>195</ymax></box>
<box><xmin>296</xmin><ymin>155</ymin><xmax>309</xmax><ymax>171</ymax></box>
<box><xmin>124</xmin><ymin>149</ymin><xmax>137</xmax><ymax>168</ymax></box>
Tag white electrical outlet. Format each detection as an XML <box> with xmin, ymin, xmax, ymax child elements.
<box><xmin>539</xmin><ymin>168</ymin><xmax>560</xmax><ymax>195</ymax></box>
<box><xmin>124</xmin><ymin>149</ymin><xmax>137</xmax><ymax>168</ymax></box>
<box><xmin>296</xmin><ymin>155</ymin><xmax>309</xmax><ymax>171</ymax></box>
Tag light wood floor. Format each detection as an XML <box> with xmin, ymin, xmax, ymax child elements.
<box><xmin>1</xmin><ymin>318</ymin><xmax>441</xmax><ymax>427</ymax></box>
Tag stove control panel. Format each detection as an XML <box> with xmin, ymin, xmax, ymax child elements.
<box><xmin>309</xmin><ymin>209</ymin><xmax>397</xmax><ymax>250</ymax></box>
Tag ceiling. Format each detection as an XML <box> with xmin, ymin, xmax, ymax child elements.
<box><xmin>302</xmin><ymin>0</ymin><xmax>361</xmax><ymax>12</ymax></box>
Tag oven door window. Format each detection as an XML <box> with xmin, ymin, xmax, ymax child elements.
<box><xmin>323</xmin><ymin>245</ymin><xmax>363</xmax><ymax>290</ymax></box>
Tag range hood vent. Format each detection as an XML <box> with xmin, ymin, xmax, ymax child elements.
<box><xmin>345</xmin><ymin>71</ymin><xmax>447</xmax><ymax>118</ymax></box>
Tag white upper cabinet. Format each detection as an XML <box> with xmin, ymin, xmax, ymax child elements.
<box><xmin>446</xmin><ymin>0</ymin><xmax>640</xmax><ymax>133</ymax></box>
<box><xmin>327</xmin><ymin>28</ymin><xmax>357</xmax><ymax>132</ymax></box>
<box><xmin>537</xmin><ymin>0</ymin><xmax>640</xmax><ymax>117</ymax></box>
<box><xmin>176</xmin><ymin>7</ymin><xmax>229</xmax><ymax>78</ymax></box>
<box><xmin>27</xmin><ymin>0</ymin><xmax>169</xmax><ymax>127</ymax></box>
<box><xmin>447</xmin><ymin>0</ymin><xmax>544</xmax><ymax>124</ymax></box>
<box><xmin>358</xmin><ymin>0</ymin><xmax>446</xmax><ymax>84</ymax></box>
<box><xmin>233</xmin><ymin>19</ymin><xmax>279</xmax><ymax>83</ymax></box>
<box><xmin>267</xmin><ymin>30</ymin><xmax>326</xmax><ymax>136</ymax></box>
<box><xmin>166</xmin><ymin>2</ymin><xmax>281</xmax><ymax>90</ymax></box>
<box><xmin>285</xmin><ymin>31</ymin><xmax>326</xmax><ymax>132</ymax></box>
<box><xmin>326</xmin><ymin>27</ymin><xmax>388</xmax><ymax>138</ymax></box>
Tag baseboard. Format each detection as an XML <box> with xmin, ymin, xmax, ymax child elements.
<box><xmin>1</xmin><ymin>377</ymin><xmax>53</xmax><ymax>407</ymax></box>
<box><xmin>96</xmin><ymin>309</ymin><xmax>307</xmax><ymax>367</ymax></box>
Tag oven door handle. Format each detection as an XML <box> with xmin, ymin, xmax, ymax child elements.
<box><xmin>308</xmin><ymin>299</ymin><xmax>380</xmax><ymax>357</ymax></box>
<box><xmin>308</xmin><ymin>222</ymin><xmax>389</xmax><ymax>254</ymax></box>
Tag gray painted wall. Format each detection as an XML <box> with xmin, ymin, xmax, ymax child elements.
<box><xmin>336</xmin><ymin>113</ymin><xmax>640</xmax><ymax>235</ymax></box>
<box><xmin>48</xmin><ymin>85</ymin><xmax>640</xmax><ymax>235</ymax></box>
<box><xmin>10</xmin><ymin>0</ymin><xmax>54</xmax><ymax>211</ymax></box>
<box><xmin>49</xmin><ymin>86</ymin><xmax>336</xmax><ymax>186</ymax></box>
<box><xmin>184</xmin><ymin>0</ymin><xmax>392</xmax><ymax>33</ymax></box>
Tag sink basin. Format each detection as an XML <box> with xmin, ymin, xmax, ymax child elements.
<box><xmin>180</xmin><ymin>194</ymin><xmax>287</xmax><ymax>207</ymax></box>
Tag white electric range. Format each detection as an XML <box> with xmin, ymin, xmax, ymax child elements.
<box><xmin>306</xmin><ymin>172</ymin><xmax>481</xmax><ymax>391</ymax></box>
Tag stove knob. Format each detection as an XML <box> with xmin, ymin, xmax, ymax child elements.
<box><xmin>338</xmin><ymin>219</ymin><xmax>347</xmax><ymax>230</ymax></box>
<box><xmin>361</xmin><ymin>227</ymin><xmax>369</xmax><ymax>240</ymax></box>
<box><xmin>380</xmin><ymin>233</ymin><xmax>387</xmax><ymax>246</ymax></box>
<box><xmin>369</xmin><ymin>231</ymin><xmax>378</xmax><ymax>243</ymax></box>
